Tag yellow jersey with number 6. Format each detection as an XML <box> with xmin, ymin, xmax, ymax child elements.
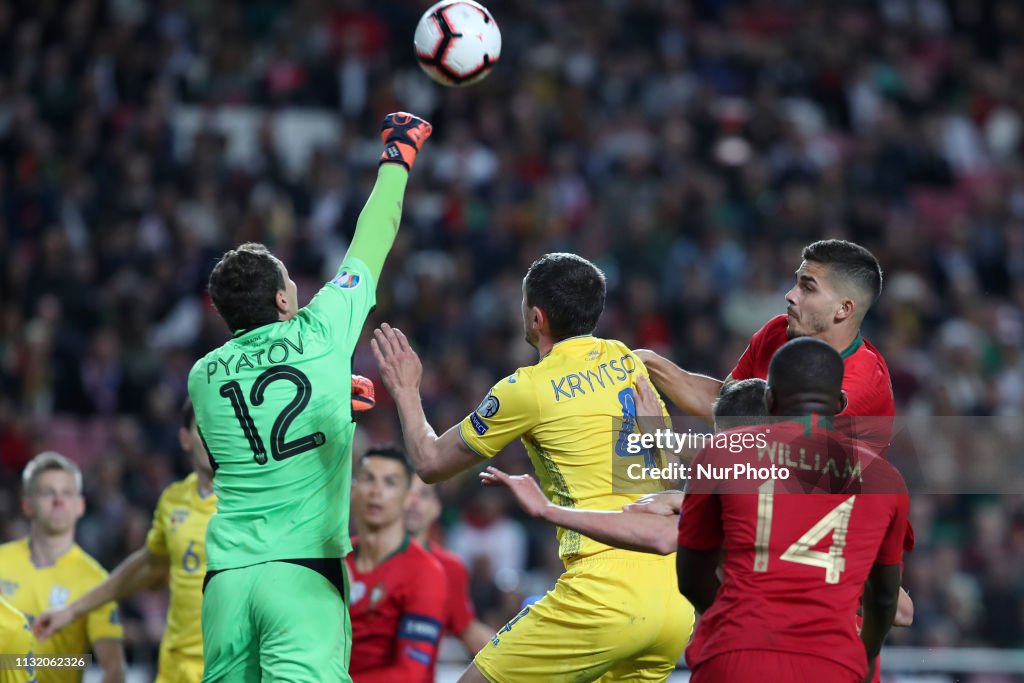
<box><xmin>146</xmin><ymin>473</ymin><xmax>216</xmax><ymax>661</ymax></box>
<box><xmin>459</xmin><ymin>335</ymin><xmax>669</xmax><ymax>562</ymax></box>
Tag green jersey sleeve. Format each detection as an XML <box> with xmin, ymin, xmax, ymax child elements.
<box><xmin>303</xmin><ymin>256</ymin><xmax>378</xmax><ymax>350</ymax></box>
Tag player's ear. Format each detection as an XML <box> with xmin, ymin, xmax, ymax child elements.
<box><xmin>764</xmin><ymin>387</ymin><xmax>775</xmax><ymax>415</ymax></box>
<box><xmin>178</xmin><ymin>427</ymin><xmax>191</xmax><ymax>454</ymax></box>
<box><xmin>274</xmin><ymin>288</ymin><xmax>289</xmax><ymax>316</ymax></box>
<box><xmin>839</xmin><ymin>390</ymin><xmax>849</xmax><ymax>414</ymax></box>
<box><xmin>835</xmin><ymin>296</ymin><xmax>855</xmax><ymax>323</ymax></box>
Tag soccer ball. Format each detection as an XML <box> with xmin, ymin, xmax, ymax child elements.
<box><xmin>414</xmin><ymin>0</ymin><xmax>501</xmax><ymax>87</ymax></box>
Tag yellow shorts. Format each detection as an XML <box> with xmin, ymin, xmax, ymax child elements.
<box><xmin>474</xmin><ymin>550</ymin><xmax>694</xmax><ymax>683</ymax></box>
<box><xmin>155</xmin><ymin>648</ymin><xmax>204</xmax><ymax>683</ymax></box>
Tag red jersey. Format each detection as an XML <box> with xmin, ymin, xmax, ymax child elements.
<box><xmin>346</xmin><ymin>536</ymin><xmax>448</xmax><ymax>683</ymax></box>
<box><xmin>678</xmin><ymin>420</ymin><xmax>909</xmax><ymax>680</ymax></box>
<box><xmin>731</xmin><ymin>315</ymin><xmax>895</xmax><ymax>452</ymax></box>
<box><xmin>427</xmin><ymin>542</ymin><xmax>477</xmax><ymax>636</ymax></box>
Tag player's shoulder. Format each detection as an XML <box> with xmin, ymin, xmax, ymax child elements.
<box><xmin>66</xmin><ymin>545</ymin><xmax>110</xmax><ymax>580</ymax></box>
<box><xmin>756</xmin><ymin>315</ymin><xmax>790</xmax><ymax>343</ymax></box>
<box><xmin>428</xmin><ymin>543</ymin><xmax>468</xmax><ymax>576</ymax></box>
<box><xmin>159</xmin><ymin>474</ymin><xmax>197</xmax><ymax>506</ymax></box>
<box><xmin>0</xmin><ymin>537</ymin><xmax>28</xmax><ymax>562</ymax></box>
<box><xmin>852</xmin><ymin>335</ymin><xmax>891</xmax><ymax>378</ymax></box>
<box><xmin>405</xmin><ymin>539</ymin><xmax>447</xmax><ymax>578</ymax></box>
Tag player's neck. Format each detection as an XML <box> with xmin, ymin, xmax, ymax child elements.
<box><xmin>354</xmin><ymin>523</ymin><xmax>407</xmax><ymax>572</ymax></box>
<box><xmin>410</xmin><ymin>530</ymin><xmax>430</xmax><ymax>549</ymax></box>
<box><xmin>816</xmin><ymin>324</ymin><xmax>860</xmax><ymax>355</ymax></box>
<box><xmin>28</xmin><ymin>530</ymin><xmax>75</xmax><ymax>567</ymax></box>
<box><xmin>196</xmin><ymin>472</ymin><xmax>214</xmax><ymax>498</ymax></box>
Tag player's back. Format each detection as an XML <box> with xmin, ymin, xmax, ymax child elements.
<box><xmin>462</xmin><ymin>335</ymin><xmax>670</xmax><ymax>561</ymax></box>
<box><xmin>685</xmin><ymin>420</ymin><xmax>908</xmax><ymax>677</ymax></box>
<box><xmin>188</xmin><ymin>276</ymin><xmax>372</xmax><ymax>570</ymax></box>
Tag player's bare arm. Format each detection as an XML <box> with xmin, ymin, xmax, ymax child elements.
<box><xmin>458</xmin><ymin>620</ymin><xmax>496</xmax><ymax>657</ymax></box>
<box><xmin>34</xmin><ymin>546</ymin><xmax>168</xmax><ymax>641</ymax></box>
<box><xmin>373</xmin><ymin>323</ymin><xmax>485</xmax><ymax>482</ymax></box>
<box><xmin>92</xmin><ymin>637</ymin><xmax>126</xmax><ymax>683</ymax></box>
<box><xmin>481</xmin><ymin>467</ymin><xmax>678</xmax><ymax>555</ymax></box>
<box><xmin>621</xmin><ymin>490</ymin><xmax>684</xmax><ymax>516</ymax></box>
<box><xmin>860</xmin><ymin>563</ymin><xmax>901</xmax><ymax>681</ymax></box>
<box><xmin>676</xmin><ymin>547</ymin><xmax>722</xmax><ymax>614</ymax></box>
<box><xmin>634</xmin><ymin>349</ymin><xmax>725</xmax><ymax>421</ymax></box>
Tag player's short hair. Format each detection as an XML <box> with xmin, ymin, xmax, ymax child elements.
<box><xmin>181</xmin><ymin>397</ymin><xmax>195</xmax><ymax>431</ymax></box>
<box><xmin>361</xmin><ymin>444</ymin><xmax>413</xmax><ymax>484</ymax></box>
<box><xmin>802</xmin><ymin>239</ymin><xmax>883</xmax><ymax>308</ymax></box>
<box><xmin>208</xmin><ymin>242</ymin><xmax>285</xmax><ymax>333</ymax></box>
<box><xmin>713</xmin><ymin>378</ymin><xmax>768</xmax><ymax>430</ymax></box>
<box><xmin>524</xmin><ymin>253</ymin><xmax>606</xmax><ymax>340</ymax></box>
<box><xmin>22</xmin><ymin>451</ymin><xmax>83</xmax><ymax>496</ymax></box>
<box><xmin>767</xmin><ymin>338</ymin><xmax>844</xmax><ymax>398</ymax></box>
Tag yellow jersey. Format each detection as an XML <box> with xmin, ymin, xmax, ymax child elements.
<box><xmin>459</xmin><ymin>335</ymin><xmax>669</xmax><ymax>562</ymax></box>
<box><xmin>0</xmin><ymin>540</ymin><xmax>121</xmax><ymax>683</ymax></box>
<box><xmin>0</xmin><ymin>596</ymin><xmax>36</xmax><ymax>683</ymax></box>
<box><xmin>145</xmin><ymin>473</ymin><xmax>216</xmax><ymax>660</ymax></box>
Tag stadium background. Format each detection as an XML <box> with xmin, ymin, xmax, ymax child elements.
<box><xmin>1</xmin><ymin>0</ymin><xmax>1023</xmax><ymax>680</ymax></box>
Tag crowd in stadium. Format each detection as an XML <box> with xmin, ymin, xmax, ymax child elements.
<box><xmin>2</xmin><ymin>0</ymin><xmax>1024</xmax><ymax>667</ymax></box>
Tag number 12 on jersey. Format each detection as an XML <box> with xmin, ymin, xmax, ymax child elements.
<box><xmin>754</xmin><ymin>480</ymin><xmax>855</xmax><ymax>584</ymax></box>
<box><xmin>218</xmin><ymin>365</ymin><xmax>327</xmax><ymax>465</ymax></box>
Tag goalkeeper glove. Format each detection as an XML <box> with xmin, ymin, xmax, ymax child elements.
<box><xmin>379</xmin><ymin>112</ymin><xmax>432</xmax><ymax>171</ymax></box>
<box><xmin>352</xmin><ymin>375</ymin><xmax>376</xmax><ymax>412</ymax></box>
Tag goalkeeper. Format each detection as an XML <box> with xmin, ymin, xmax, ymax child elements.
<box><xmin>187</xmin><ymin>113</ymin><xmax>431</xmax><ymax>683</ymax></box>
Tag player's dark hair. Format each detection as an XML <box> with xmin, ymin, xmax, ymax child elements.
<box><xmin>208</xmin><ymin>242</ymin><xmax>285</xmax><ymax>333</ymax></box>
<box><xmin>767</xmin><ymin>338</ymin><xmax>844</xmax><ymax>398</ymax></box>
<box><xmin>802</xmin><ymin>239</ymin><xmax>883</xmax><ymax>308</ymax></box>
<box><xmin>713</xmin><ymin>378</ymin><xmax>768</xmax><ymax>430</ymax></box>
<box><xmin>181</xmin><ymin>397</ymin><xmax>195</xmax><ymax>431</ymax></box>
<box><xmin>524</xmin><ymin>253</ymin><xmax>606</xmax><ymax>340</ymax></box>
<box><xmin>361</xmin><ymin>444</ymin><xmax>413</xmax><ymax>484</ymax></box>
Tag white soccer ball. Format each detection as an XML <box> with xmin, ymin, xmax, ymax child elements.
<box><xmin>414</xmin><ymin>0</ymin><xmax>501</xmax><ymax>87</ymax></box>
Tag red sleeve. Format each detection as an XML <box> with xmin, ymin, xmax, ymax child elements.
<box><xmin>875</xmin><ymin>494</ymin><xmax>910</xmax><ymax>566</ymax></box>
<box><xmin>730</xmin><ymin>316</ymin><xmax>785</xmax><ymax>380</ymax></box>
<box><xmin>442</xmin><ymin>554</ymin><xmax>476</xmax><ymax>636</ymax></box>
<box><xmin>353</xmin><ymin>554</ymin><xmax>448</xmax><ymax>683</ymax></box>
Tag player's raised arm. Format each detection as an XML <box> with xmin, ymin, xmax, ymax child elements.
<box><xmin>373</xmin><ymin>323</ymin><xmax>485</xmax><ymax>482</ymax></box>
<box><xmin>634</xmin><ymin>349</ymin><xmax>723</xmax><ymax>422</ymax></box>
<box><xmin>480</xmin><ymin>467</ymin><xmax>679</xmax><ymax>555</ymax></box>
<box><xmin>342</xmin><ymin>113</ymin><xmax>432</xmax><ymax>285</ymax></box>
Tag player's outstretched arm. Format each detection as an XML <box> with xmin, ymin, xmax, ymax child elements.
<box><xmin>373</xmin><ymin>323</ymin><xmax>485</xmax><ymax>482</ymax></box>
<box><xmin>480</xmin><ymin>467</ymin><xmax>678</xmax><ymax>555</ymax></box>
<box><xmin>860</xmin><ymin>563</ymin><xmax>901</xmax><ymax>680</ymax></box>
<box><xmin>343</xmin><ymin>113</ymin><xmax>433</xmax><ymax>284</ymax></box>
<box><xmin>634</xmin><ymin>349</ymin><xmax>723</xmax><ymax>422</ymax></box>
<box><xmin>33</xmin><ymin>546</ymin><xmax>168</xmax><ymax>642</ymax></box>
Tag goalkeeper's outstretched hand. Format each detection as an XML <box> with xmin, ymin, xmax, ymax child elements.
<box><xmin>379</xmin><ymin>112</ymin><xmax>433</xmax><ymax>171</ymax></box>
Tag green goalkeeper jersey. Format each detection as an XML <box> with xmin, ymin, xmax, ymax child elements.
<box><xmin>188</xmin><ymin>256</ymin><xmax>375</xmax><ymax>571</ymax></box>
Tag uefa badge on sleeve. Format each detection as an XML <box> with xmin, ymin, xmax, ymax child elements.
<box><xmin>332</xmin><ymin>270</ymin><xmax>361</xmax><ymax>289</ymax></box>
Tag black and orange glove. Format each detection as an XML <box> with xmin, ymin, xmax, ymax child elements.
<box><xmin>352</xmin><ymin>375</ymin><xmax>376</xmax><ymax>412</ymax></box>
<box><xmin>379</xmin><ymin>112</ymin><xmax>432</xmax><ymax>171</ymax></box>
